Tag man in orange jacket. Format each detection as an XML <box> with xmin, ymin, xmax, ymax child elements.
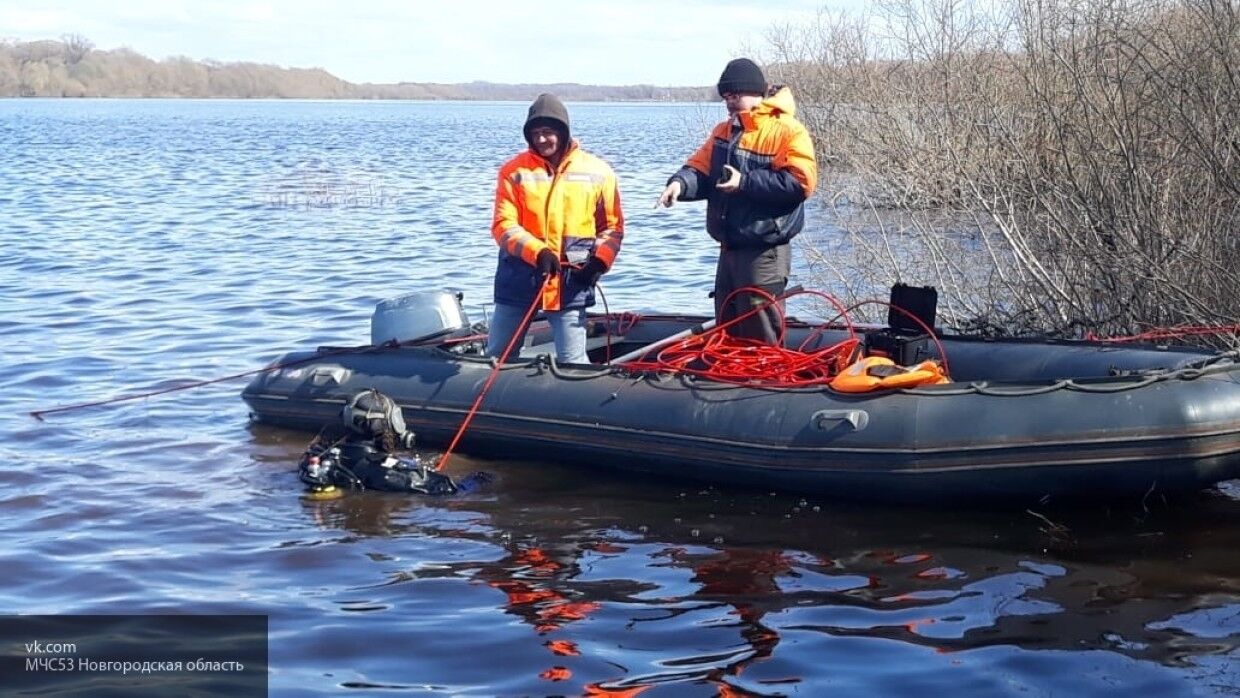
<box><xmin>489</xmin><ymin>93</ymin><xmax>624</xmax><ymax>364</ymax></box>
<box><xmin>658</xmin><ymin>59</ymin><xmax>817</xmax><ymax>344</ymax></box>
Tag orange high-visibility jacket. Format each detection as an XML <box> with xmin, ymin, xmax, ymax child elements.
<box><xmin>671</xmin><ymin>87</ymin><xmax>816</xmax><ymax>248</ymax></box>
<box><xmin>492</xmin><ymin>141</ymin><xmax>624</xmax><ymax>311</ymax></box>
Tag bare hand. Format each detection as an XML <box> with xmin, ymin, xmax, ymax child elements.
<box><xmin>656</xmin><ymin>180</ymin><xmax>682</xmax><ymax>208</ymax></box>
<box><xmin>717</xmin><ymin>165</ymin><xmax>742</xmax><ymax>194</ymax></box>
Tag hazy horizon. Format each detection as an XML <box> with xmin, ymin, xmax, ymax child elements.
<box><xmin>1</xmin><ymin>0</ymin><xmax>860</xmax><ymax>86</ymax></box>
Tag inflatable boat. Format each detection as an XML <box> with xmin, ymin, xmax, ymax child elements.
<box><xmin>242</xmin><ymin>291</ymin><xmax>1240</xmax><ymax>504</ymax></box>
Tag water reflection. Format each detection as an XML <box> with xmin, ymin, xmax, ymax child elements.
<box><xmin>292</xmin><ymin>459</ymin><xmax>1240</xmax><ymax>695</ymax></box>
<box><xmin>4</xmin><ymin>98</ymin><xmax>1235</xmax><ymax>696</ymax></box>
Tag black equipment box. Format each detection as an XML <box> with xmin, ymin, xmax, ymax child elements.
<box><xmin>864</xmin><ymin>283</ymin><xmax>939</xmax><ymax>365</ymax></box>
<box><xmin>864</xmin><ymin>329</ymin><xmax>934</xmax><ymax>366</ymax></box>
<box><xmin>888</xmin><ymin>283</ymin><xmax>938</xmax><ymax>334</ymax></box>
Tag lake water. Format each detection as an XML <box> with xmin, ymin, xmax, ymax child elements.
<box><xmin>2</xmin><ymin>99</ymin><xmax>1237</xmax><ymax>696</ymax></box>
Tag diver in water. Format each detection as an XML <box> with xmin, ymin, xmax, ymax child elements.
<box><xmin>298</xmin><ymin>389</ymin><xmax>461</xmax><ymax>496</ymax></box>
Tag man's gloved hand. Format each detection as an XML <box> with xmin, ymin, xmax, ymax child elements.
<box><xmin>577</xmin><ymin>257</ymin><xmax>607</xmax><ymax>287</ymax></box>
<box><xmin>535</xmin><ymin>249</ymin><xmax>561</xmax><ymax>278</ymax></box>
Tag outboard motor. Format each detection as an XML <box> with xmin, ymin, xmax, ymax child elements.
<box><xmin>299</xmin><ymin>389</ymin><xmax>458</xmax><ymax>497</ymax></box>
<box><xmin>371</xmin><ymin>290</ymin><xmax>471</xmax><ymax>346</ymax></box>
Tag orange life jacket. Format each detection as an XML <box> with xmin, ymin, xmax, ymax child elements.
<box><xmin>830</xmin><ymin>356</ymin><xmax>950</xmax><ymax>393</ymax></box>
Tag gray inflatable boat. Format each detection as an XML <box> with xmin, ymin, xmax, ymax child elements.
<box><xmin>242</xmin><ymin>291</ymin><xmax>1240</xmax><ymax>504</ymax></box>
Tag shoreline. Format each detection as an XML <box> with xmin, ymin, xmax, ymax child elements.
<box><xmin>0</xmin><ymin>96</ymin><xmax>713</xmax><ymax>104</ymax></box>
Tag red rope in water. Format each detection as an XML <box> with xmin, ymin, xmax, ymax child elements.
<box><xmin>27</xmin><ymin>354</ymin><xmax>341</xmax><ymax>422</ymax></box>
<box><xmin>435</xmin><ymin>290</ymin><xmax>544</xmax><ymax>472</ymax></box>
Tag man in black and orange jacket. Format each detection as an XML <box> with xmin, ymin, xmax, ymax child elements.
<box><xmin>659</xmin><ymin>59</ymin><xmax>817</xmax><ymax>344</ymax></box>
<box><xmin>489</xmin><ymin>94</ymin><xmax>624</xmax><ymax>364</ymax></box>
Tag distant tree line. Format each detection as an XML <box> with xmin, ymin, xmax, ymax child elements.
<box><xmin>0</xmin><ymin>35</ymin><xmax>713</xmax><ymax>101</ymax></box>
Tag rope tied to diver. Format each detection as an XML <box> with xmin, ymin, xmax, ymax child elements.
<box><xmin>26</xmin><ymin>334</ymin><xmax>485</xmax><ymax>422</ymax></box>
<box><xmin>435</xmin><ymin>285</ymin><xmax>545</xmax><ymax>472</ymax></box>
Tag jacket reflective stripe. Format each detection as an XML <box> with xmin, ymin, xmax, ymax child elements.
<box><xmin>591</xmin><ymin>192</ymin><xmax>623</xmax><ymax>266</ymax></box>
<box><xmin>511</xmin><ymin>172</ymin><xmax>553</xmax><ymax>185</ymax></box>
<box><xmin>562</xmin><ymin>172</ymin><xmax>605</xmax><ymax>184</ymax></box>
<box><xmin>497</xmin><ymin>226</ymin><xmax>538</xmax><ymax>259</ymax></box>
<box><xmin>594</xmin><ymin>230</ymin><xmax>622</xmax><ymax>266</ymax></box>
<box><xmin>732</xmin><ymin>148</ymin><xmax>775</xmax><ymax>172</ymax></box>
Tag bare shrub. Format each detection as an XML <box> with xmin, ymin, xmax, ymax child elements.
<box><xmin>766</xmin><ymin>0</ymin><xmax>1239</xmax><ymax>345</ymax></box>
<box><xmin>61</xmin><ymin>33</ymin><xmax>93</xmax><ymax>65</ymax></box>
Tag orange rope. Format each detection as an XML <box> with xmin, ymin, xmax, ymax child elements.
<box><xmin>1084</xmin><ymin>325</ymin><xmax>1240</xmax><ymax>343</ymax></box>
<box><xmin>617</xmin><ymin>290</ymin><xmax>953</xmax><ymax>386</ymax></box>
<box><xmin>435</xmin><ymin>290</ymin><xmax>544</xmax><ymax>471</ymax></box>
<box><xmin>619</xmin><ymin>287</ymin><xmax>863</xmax><ymax>386</ymax></box>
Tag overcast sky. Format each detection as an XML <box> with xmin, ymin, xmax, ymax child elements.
<box><xmin>1</xmin><ymin>0</ymin><xmax>855</xmax><ymax>86</ymax></box>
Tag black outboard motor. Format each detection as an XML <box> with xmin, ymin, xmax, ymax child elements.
<box><xmin>299</xmin><ymin>389</ymin><xmax>458</xmax><ymax>496</ymax></box>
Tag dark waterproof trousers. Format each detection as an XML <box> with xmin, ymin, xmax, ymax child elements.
<box><xmin>713</xmin><ymin>243</ymin><xmax>790</xmax><ymax>344</ymax></box>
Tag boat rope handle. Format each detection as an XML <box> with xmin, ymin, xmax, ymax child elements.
<box><xmin>901</xmin><ymin>358</ymin><xmax>1239</xmax><ymax>397</ymax></box>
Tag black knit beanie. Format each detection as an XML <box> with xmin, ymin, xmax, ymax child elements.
<box><xmin>716</xmin><ymin>58</ymin><xmax>766</xmax><ymax>97</ymax></box>
<box><xmin>524</xmin><ymin>93</ymin><xmax>571</xmax><ymax>148</ymax></box>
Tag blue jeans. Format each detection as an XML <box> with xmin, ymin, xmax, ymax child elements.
<box><xmin>486</xmin><ymin>303</ymin><xmax>589</xmax><ymax>364</ymax></box>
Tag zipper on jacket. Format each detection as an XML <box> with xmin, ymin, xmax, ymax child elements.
<box><xmin>543</xmin><ymin>157</ymin><xmax>565</xmax><ymax>258</ymax></box>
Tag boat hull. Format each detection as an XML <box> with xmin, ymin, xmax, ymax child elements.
<box><xmin>242</xmin><ymin>329</ymin><xmax>1240</xmax><ymax>504</ymax></box>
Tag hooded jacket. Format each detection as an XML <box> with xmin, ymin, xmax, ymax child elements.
<box><xmin>669</xmin><ymin>87</ymin><xmax>817</xmax><ymax>248</ymax></box>
<box><xmin>492</xmin><ymin>96</ymin><xmax>624</xmax><ymax>311</ymax></box>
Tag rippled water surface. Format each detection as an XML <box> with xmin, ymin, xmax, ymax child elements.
<box><xmin>2</xmin><ymin>99</ymin><xmax>1238</xmax><ymax>696</ymax></box>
